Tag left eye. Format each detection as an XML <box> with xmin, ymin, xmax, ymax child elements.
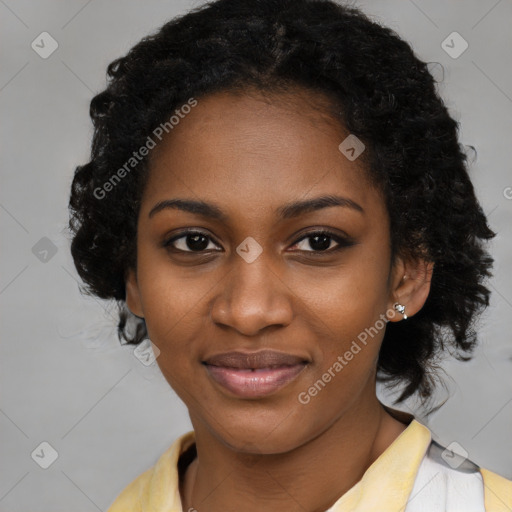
<box><xmin>290</xmin><ymin>231</ymin><xmax>352</xmax><ymax>253</ymax></box>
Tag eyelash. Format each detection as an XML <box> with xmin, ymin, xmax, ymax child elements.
<box><xmin>163</xmin><ymin>228</ymin><xmax>354</xmax><ymax>255</ymax></box>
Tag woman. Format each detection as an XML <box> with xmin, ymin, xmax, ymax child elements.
<box><xmin>68</xmin><ymin>0</ymin><xmax>511</xmax><ymax>510</ymax></box>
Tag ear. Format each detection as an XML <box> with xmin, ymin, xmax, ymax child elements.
<box><xmin>387</xmin><ymin>256</ymin><xmax>434</xmax><ymax>322</ymax></box>
<box><xmin>125</xmin><ymin>267</ymin><xmax>144</xmax><ymax>318</ymax></box>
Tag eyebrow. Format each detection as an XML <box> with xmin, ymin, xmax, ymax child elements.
<box><xmin>148</xmin><ymin>194</ymin><xmax>364</xmax><ymax>220</ymax></box>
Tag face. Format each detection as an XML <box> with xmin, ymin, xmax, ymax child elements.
<box><xmin>126</xmin><ymin>88</ymin><xmax>413</xmax><ymax>454</ymax></box>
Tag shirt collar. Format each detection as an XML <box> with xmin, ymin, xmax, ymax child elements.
<box><xmin>144</xmin><ymin>418</ymin><xmax>431</xmax><ymax>512</ymax></box>
<box><xmin>328</xmin><ymin>418</ymin><xmax>431</xmax><ymax>511</ymax></box>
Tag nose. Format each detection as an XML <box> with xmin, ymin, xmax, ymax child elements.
<box><xmin>210</xmin><ymin>249</ymin><xmax>294</xmax><ymax>337</ymax></box>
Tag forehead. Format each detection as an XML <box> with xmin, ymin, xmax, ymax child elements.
<box><xmin>141</xmin><ymin>88</ymin><xmax>383</xmax><ymax>224</ymax></box>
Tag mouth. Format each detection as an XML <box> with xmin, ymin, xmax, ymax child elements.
<box><xmin>203</xmin><ymin>350</ymin><xmax>309</xmax><ymax>399</ymax></box>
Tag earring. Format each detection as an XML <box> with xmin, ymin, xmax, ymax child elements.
<box><xmin>394</xmin><ymin>303</ymin><xmax>408</xmax><ymax>320</ymax></box>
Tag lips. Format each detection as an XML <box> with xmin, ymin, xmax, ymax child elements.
<box><xmin>204</xmin><ymin>350</ymin><xmax>307</xmax><ymax>369</ymax></box>
<box><xmin>203</xmin><ymin>350</ymin><xmax>308</xmax><ymax>398</ymax></box>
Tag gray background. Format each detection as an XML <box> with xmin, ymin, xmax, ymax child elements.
<box><xmin>1</xmin><ymin>0</ymin><xmax>511</xmax><ymax>510</ymax></box>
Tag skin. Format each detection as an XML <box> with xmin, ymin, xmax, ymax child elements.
<box><xmin>125</xmin><ymin>87</ymin><xmax>433</xmax><ymax>512</ymax></box>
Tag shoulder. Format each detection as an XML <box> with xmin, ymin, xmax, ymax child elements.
<box><xmin>407</xmin><ymin>438</ymin><xmax>512</xmax><ymax>512</ymax></box>
<box><xmin>480</xmin><ymin>465</ymin><xmax>512</xmax><ymax>511</ymax></box>
<box><xmin>105</xmin><ymin>431</ymin><xmax>196</xmax><ymax>512</ymax></box>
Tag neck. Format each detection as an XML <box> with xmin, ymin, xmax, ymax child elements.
<box><xmin>181</xmin><ymin>394</ymin><xmax>410</xmax><ymax>512</ymax></box>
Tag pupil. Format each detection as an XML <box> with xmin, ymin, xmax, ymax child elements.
<box><xmin>310</xmin><ymin>234</ymin><xmax>330</xmax><ymax>251</ymax></box>
<box><xmin>187</xmin><ymin>234</ymin><xmax>209</xmax><ymax>251</ymax></box>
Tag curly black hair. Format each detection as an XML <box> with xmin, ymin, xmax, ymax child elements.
<box><xmin>68</xmin><ymin>0</ymin><xmax>495</xmax><ymax>406</ymax></box>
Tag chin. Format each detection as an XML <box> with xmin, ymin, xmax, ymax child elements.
<box><xmin>198</xmin><ymin>402</ymin><xmax>317</xmax><ymax>455</ymax></box>
<box><xmin>220</xmin><ymin>428</ymin><xmax>306</xmax><ymax>455</ymax></box>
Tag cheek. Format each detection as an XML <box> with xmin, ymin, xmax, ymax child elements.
<box><xmin>136</xmin><ymin>242</ymin><xmax>212</xmax><ymax>331</ymax></box>
<box><xmin>293</xmin><ymin>246</ymin><xmax>391</xmax><ymax>393</ymax></box>
<box><xmin>133</xmin><ymin>253</ymin><xmax>198</xmax><ymax>364</ymax></box>
<box><xmin>295</xmin><ymin>283</ymin><xmax>387</xmax><ymax>414</ymax></box>
<box><xmin>339</xmin><ymin>236</ymin><xmax>392</xmax><ymax>324</ymax></box>
<box><xmin>299</xmin><ymin>249</ymin><xmax>390</xmax><ymax>341</ymax></box>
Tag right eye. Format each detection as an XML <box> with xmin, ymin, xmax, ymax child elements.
<box><xmin>163</xmin><ymin>230</ymin><xmax>222</xmax><ymax>253</ymax></box>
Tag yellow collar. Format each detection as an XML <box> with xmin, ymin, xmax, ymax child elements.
<box><xmin>327</xmin><ymin>418</ymin><xmax>430</xmax><ymax>510</ymax></box>
<box><xmin>107</xmin><ymin>418</ymin><xmax>511</xmax><ymax>511</ymax></box>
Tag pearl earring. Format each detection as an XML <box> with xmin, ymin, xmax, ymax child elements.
<box><xmin>394</xmin><ymin>303</ymin><xmax>408</xmax><ymax>320</ymax></box>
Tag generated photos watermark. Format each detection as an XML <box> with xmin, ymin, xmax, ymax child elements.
<box><xmin>93</xmin><ymin>97</ymin><xmax>198</xmax><ymax>200</ymax></box>
<box><xmin>298</xmin><ymin>306</ymin><xmax>398</xmax><ymax>405</ymax></box>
